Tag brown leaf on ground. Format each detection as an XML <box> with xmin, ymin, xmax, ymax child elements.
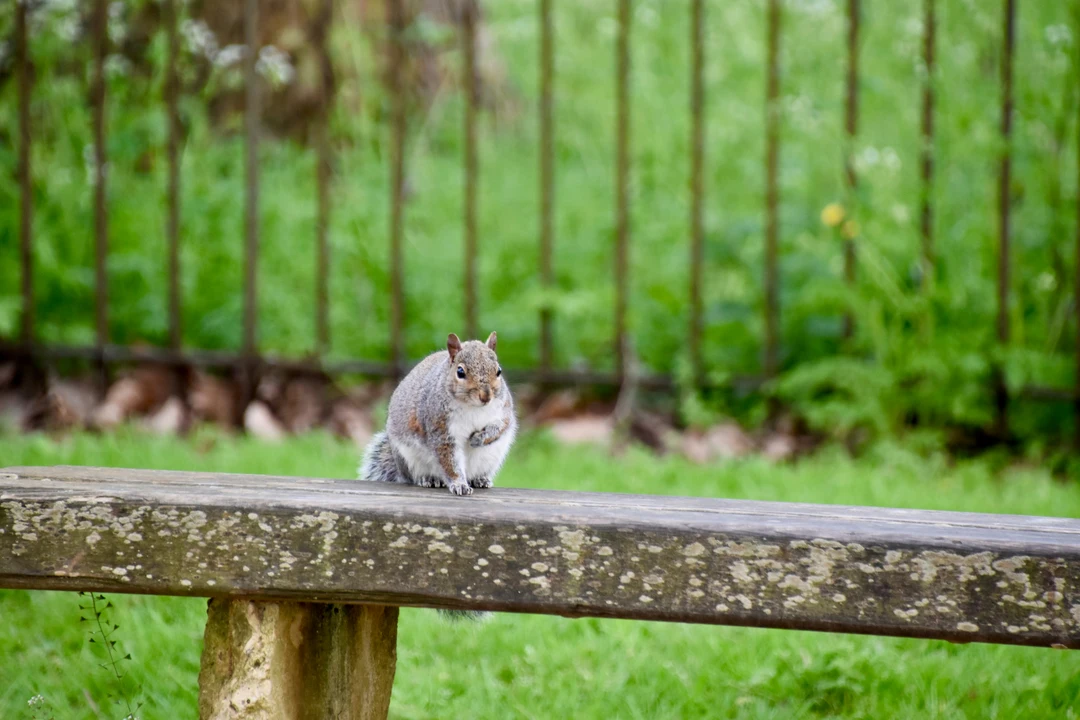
<box><xmin>681</xmin><ymin>422</ymin><xmax>756</xmax><ymax>464</ymax></box>
<box><xmin>144</xmin><ymin>396</ymin><xmax>189</xmax><ymax>436</ymax></box>
<box><xmin>191</xmin><ymin>372</ymin><xmax>240</xmax><ymax>427</ymax></box>
<box><xmin>92</xmin><ymin>365</ymin><xmax>173</xmax><ymax>428</ymax></box>
<box><xmin>548</xmin><ymin>415</ymin><xmax>613</xmax><ymax>446</ymax></box>
<box><xmin>761</xmin><ymin>432</ymin><xmax>798</xmax><ymax>463</ymax></box>
<box><xmin>531</xmin><ymin>389</ymin><xmax>582</xmax><ymax>424</ymax></box>
<box><xmin>244</xmin><ymin>401</ymin><xmax>288</xmax><ymax>441</ymax></box>
<box><xmin>329</xmin><ymin>400</ymin><xmax>375</xmax><ymax>447</ymax></box>
<box><xmin>629</xmin><ymin>411</ymin><xmax>679</xmax><ymax>454</ymax></box>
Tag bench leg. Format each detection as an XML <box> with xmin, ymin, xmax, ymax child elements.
<box><xmin>198</xmin><ymin>599</ymin><xmax>399</xmax><ymax>720</ymax></box>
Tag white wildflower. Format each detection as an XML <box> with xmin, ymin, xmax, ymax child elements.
<box><xmin>855</xmin><ymin>146</ymin><xmax>880</xmax><ymax>171</ymax></box>
<box><xmin>181</xmin><ymin>18</ymin><xmax>218</xmax><ymax>60</ymax></box>
<box><xmin>1046</xmin><ymin>24</ymin><xmax>1072</xmax><ymax>47</ymax></box>
<box><xmin>56</xmin><ymin>14</ymin><xmax>81</xmax><ymax>42</ymax></box>
<box><xmin>28</xmin><ymin>694</ymin><xmax>45</xmax><ymax>706</ymax></box>
<box><xmin>214</xmin><ymin>44</ymin><xmax>247</xmax><ymax>68</ymax></box>
<box><xmin>1035</xmin><ymin>272</ymin><xmax>1056</xmax><ymax>293</ymax></box>
<box><xmin>790</xmin><ymin>0</ymin><xmax>834</xmax><ymax>16</ymax></box>
<box><xmin>635</xmin><ymin>6</ymin><xmax>657</xmax><ymax>27</ymax></box>
<box><xmin>45</xmin><ymin>0</ymin><xmax>79</xmax><ymax>14</ymax></box>
<box><xmin>880</xmin><ymin>147</ymin><xmax>901</xmax><ymax>173</ymax></box>
<box><xmin>104</xmin><ymin>53</ymin><xmax>131</xmax><ymax>78</ymax></box>
<box><xmin>83</xmin><ymin>144</ymin><xmax>107</xmax><ymax>185</ymax></box>
<box><xmin>108</xmin><ymin>1</ymin><xmax>126</xmax><ymax>44</ymax></box>
<box><xmin>256</xmin><ymin>45</ymin><xmax>294</xmax><ymax>87</ymax></box>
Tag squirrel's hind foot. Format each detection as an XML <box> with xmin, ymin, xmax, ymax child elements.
<box><xmin>415</xmin><ymin>476</ymin><xmax>447</xmax><ymax>488</ymax></box>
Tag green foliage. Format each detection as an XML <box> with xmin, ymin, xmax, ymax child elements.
<box><xmin>1</xmin><ymin>1</ymin><xmax>1079</xmax><ymax>441</ymax></box>
<box><xmin>773</xmin><ymin>357</ymin><xmax>898</xmax><ymax>438</ymax></box>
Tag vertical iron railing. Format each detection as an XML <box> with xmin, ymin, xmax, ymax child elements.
<box><xmin>463</xmin><ymin>0</ymin><xmax>480</xmax><ymax>341</ymax></box>
<box><xmin>614</xmin><ymin>0</ymin><xmax>631</xmax><ymax>375</ymax></box>
<box><xmin>389</xmin><ymin>0</ymin><xmax>407</xmax><ymax>376</ymax></box>
<box><xmin>689</xmin><ymin>0</ymin><xmax>706</xmax><ymax>383</ymax></box>
<box><xmin>242</xmin><ymin>0</ymin><xmax>262</xmax><ymax>412</ymax></box>
<box><xmin>995</xmin><ymin>0</ymin><xmax>1016</xmax><ymax>436</ymax></box>
<box><xmin>764</xmin><ymin>0</ymin><xmax>781</xmax><ymax>380</ymax></box>
<box><xmin>1075</xmin><ymin>82</ymin><xmax>1080</xmax><ymax>447</ymax></box>
<box><xmin>538</xmin><ymin>0</ymin><xmax>555</xmax><ymax>373</ymax></box>
<box><xmin>919</xmin><ymin>0</ymin><xmax>937</xmax><ymax>292</ymax></box>
<box><xmin>842</xmin><ymin>0</ymin><xmax>860</xmax><ymax>340</ymax></box>
<box><xmin>165</xmin><ymin>0</ymin><xmax>182</xmax><ymax>354</ymax></box>
<box><xmin>315</xmin><ymin>0</ymin><xmax>334</xmax><ymax>356</ymax></box>
<box><xmin>16</xmin><ymin>0</ymin><xmax>33</xmax><ymax>349</ymax></box>
<box><xmin>92</xmin><ymin>0</ymin><xmax>109</xmax><ymax>385</ymax></box>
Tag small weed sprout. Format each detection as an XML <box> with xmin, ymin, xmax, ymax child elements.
<box><xmin>78</xmin><ymin>592</ymin><xmax>143</xmax><ymax>719</ymax></box>
<box><xmin>26</xmin><ymin>694</ymin><xmax>53</xmax><ymax>720</ymax></box>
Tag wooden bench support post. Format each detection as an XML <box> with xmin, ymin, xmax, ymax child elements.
<box><xmin>198</xmin><ymin>599</ymin><xmax>398</xmax><ymax>720</ymax></box>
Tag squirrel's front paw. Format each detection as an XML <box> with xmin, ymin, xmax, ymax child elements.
<box><xmin>468</xmin><ymin>431</ymin><xmax>484</xmax><ymax>448</ymax></box>
<box><xmin>469</xmin><ymin>477</ymin><xmax>493</xmax><ymax>489</ymax></box>
<box><xmin>448</xmin><ymin>480</ymin><xmax>473</xmax><ymax>496</ymax></box>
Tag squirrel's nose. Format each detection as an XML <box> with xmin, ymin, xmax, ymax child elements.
<box><xmin>479</xmin><ymin>389</ymin><xmax>491</xmax><ymax>404</ymax></box>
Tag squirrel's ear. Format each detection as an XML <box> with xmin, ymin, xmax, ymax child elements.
<box><xmin>485</xmin><ymin>331</ymin><xmax>497</xmax><ymax>351</ymax></box>
<box><xmin>447</xmin><ymin>333</ymin><xmax>462</xmax><ymax>361</ymax></box>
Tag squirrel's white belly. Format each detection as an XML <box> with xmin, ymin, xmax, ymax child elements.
<box><xmin>450</xmin><ymin>401</ymin><xmax>515</xmax><ymax>480</ymax></box>
<box><xmin>465</xmin><ymin>425</ymin><xmax>515</xmax><ymax>478</ymax></box>
<box><xmin>448</xmin><ymin>402</ymin><xmax>504</xmax><ymax>439</ymax></box>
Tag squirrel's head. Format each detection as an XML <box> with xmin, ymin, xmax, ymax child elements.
<box><xmin>446</xmin><ymin>332</ymin><xmax>504</xmax><ymax>407</ymax></box>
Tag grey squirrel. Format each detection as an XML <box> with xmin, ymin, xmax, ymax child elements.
<box><xmin>360</xmin><ymin>332</ymin><xmax>517</xmax><ymax>622</ymax></box>
<box><xmin>360</xmin><ymin>331</ymin><xmax>517</xmax><ymax>495</ymax></box>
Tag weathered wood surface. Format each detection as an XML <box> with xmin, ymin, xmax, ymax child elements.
<box><xmin>2</xmin><ymin>465</ymin><xmax>1079</xmax><ymax>648</ymax></box>
<box><xmin>198</xmin><ymin>599</ymin><xmax>397</xmax><ymax>720</ymax></box>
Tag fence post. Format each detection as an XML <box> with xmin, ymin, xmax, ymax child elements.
<box><xmin>92</xmin><ymin>0</ymin><xmax>109</xmax><ymax>390</ymax></box>
<box><xmin>538</xmin><ymin>0</ymin><xmax>555</xmax><ymax>374</ymax></box>
<box><xmin>763</xmin><ymin>0</ymin><xmax>781</xmax><ymax>380</ymax></box>
<box><xmin>463</xmin><ymin>0</ymin><xmax>479</xmax><ymax>341</ymax></box>
<box><xmin>919</xmin><ymin>0</ymin><xmax>936</xmax><ymax>302</ymax></box>
<box><xmin>242</xmin><ymin>0</ymin><xmax>262</xmax><ymax>412</ymax></box>
<box><xmin>994</xmin><ymin>0</ymin><xmax>1016</xmax><ymax>438</ymax></box>
<box><xmin>198</xmin><ymin>599</ymin><xmax>399</xmax><ymax>720</ymax></box>
<box><xmin>688</xmin><ymin>0</ymin><xmax>705</xmax><ymax>384</ymax></box>
<box><xmin>614</xmin><ymin>0</ymin><xmax>631</xmax><ymax>376</ymax></box>
<box><xmin>389</xmin><ymin>0</ymin><xmax>407</xmax><ymax>378</ymax></box>
<box><xmin>1075</xmin><ymin>62</ymin><xmax>1080</xmax><ymax>450</ymax></box>
<box><xmin>842</xmin><ymin>0</ymin><xmax>860</xmax><ymax>340</ymax></box>
<box><xmin>314</xmin><ymin>0</ymin><xmax>334</xmax><ymax>358</ymax></box>
<box><xmin>16</xmin><ymin>0</ymin><xmax>33</xmax><ymax>349</ymax></box>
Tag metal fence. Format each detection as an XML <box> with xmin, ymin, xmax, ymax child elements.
<box><xmin>4</xmin><ymin>0</ymin><xmax>1079</xmax><ymax>437</ymax></box>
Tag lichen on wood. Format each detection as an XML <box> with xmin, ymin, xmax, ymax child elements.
<box><xmin>1</xmin><ymin>465</ymin><xmax>1078</xmax><ymax>649</ymax></box>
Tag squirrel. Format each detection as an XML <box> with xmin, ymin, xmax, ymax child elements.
<box><xmin>360</xmin><ymin>331</ymin><xmax>517</xmax><ymax>497</ymax></box>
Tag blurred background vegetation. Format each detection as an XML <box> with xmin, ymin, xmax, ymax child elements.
<box><xmin>0</xmin><ymin>0</ymin><xmax>1078</xmax><ymax>445</ymax></box>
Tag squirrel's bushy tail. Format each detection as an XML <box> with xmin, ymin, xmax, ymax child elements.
<box><xmin>359</xmin><ymin>431</ymin><xmax>398</xmax><ymax>483</ymax></box>
<box><xmin>438</xmin><ymin>609</ymin><xmax>492</xmax><ymax>623</ymax></box>
<box><xmin>360</xmin><ymin>434</ymin><xmax>490</xmax><ymax>623</ymax></box>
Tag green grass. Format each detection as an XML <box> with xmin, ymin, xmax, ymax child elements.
<box><xmin>1</xmin><ymin>429</ymin><xmax>1079</xmax><ymax>718</ymax></box>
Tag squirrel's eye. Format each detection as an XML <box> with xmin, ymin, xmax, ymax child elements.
<box><xmin>496</xmin><ymin>367</ymin><xmax>502</xmax><ymax>377</ymax></box>
<box><xmin>456</xmin><ymin>366</ymin><xmax>466</xmax><ymax>379</ymax></box>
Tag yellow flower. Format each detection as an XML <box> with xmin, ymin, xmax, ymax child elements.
<box><xmin>820</xmin><ymin>203</ymin><xmax>845</xmax><ymax>228</ymax></box>
<box><xmin>841</xmin><ymin>220</ymin><xmax>860</xmax><ymax>239</ymax></box>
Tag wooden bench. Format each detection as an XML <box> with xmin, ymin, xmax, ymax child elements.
<box><xmin>2</xmin><ymin>465</ymin><xmax>1077</xmax><ymax>718</ymax></box>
